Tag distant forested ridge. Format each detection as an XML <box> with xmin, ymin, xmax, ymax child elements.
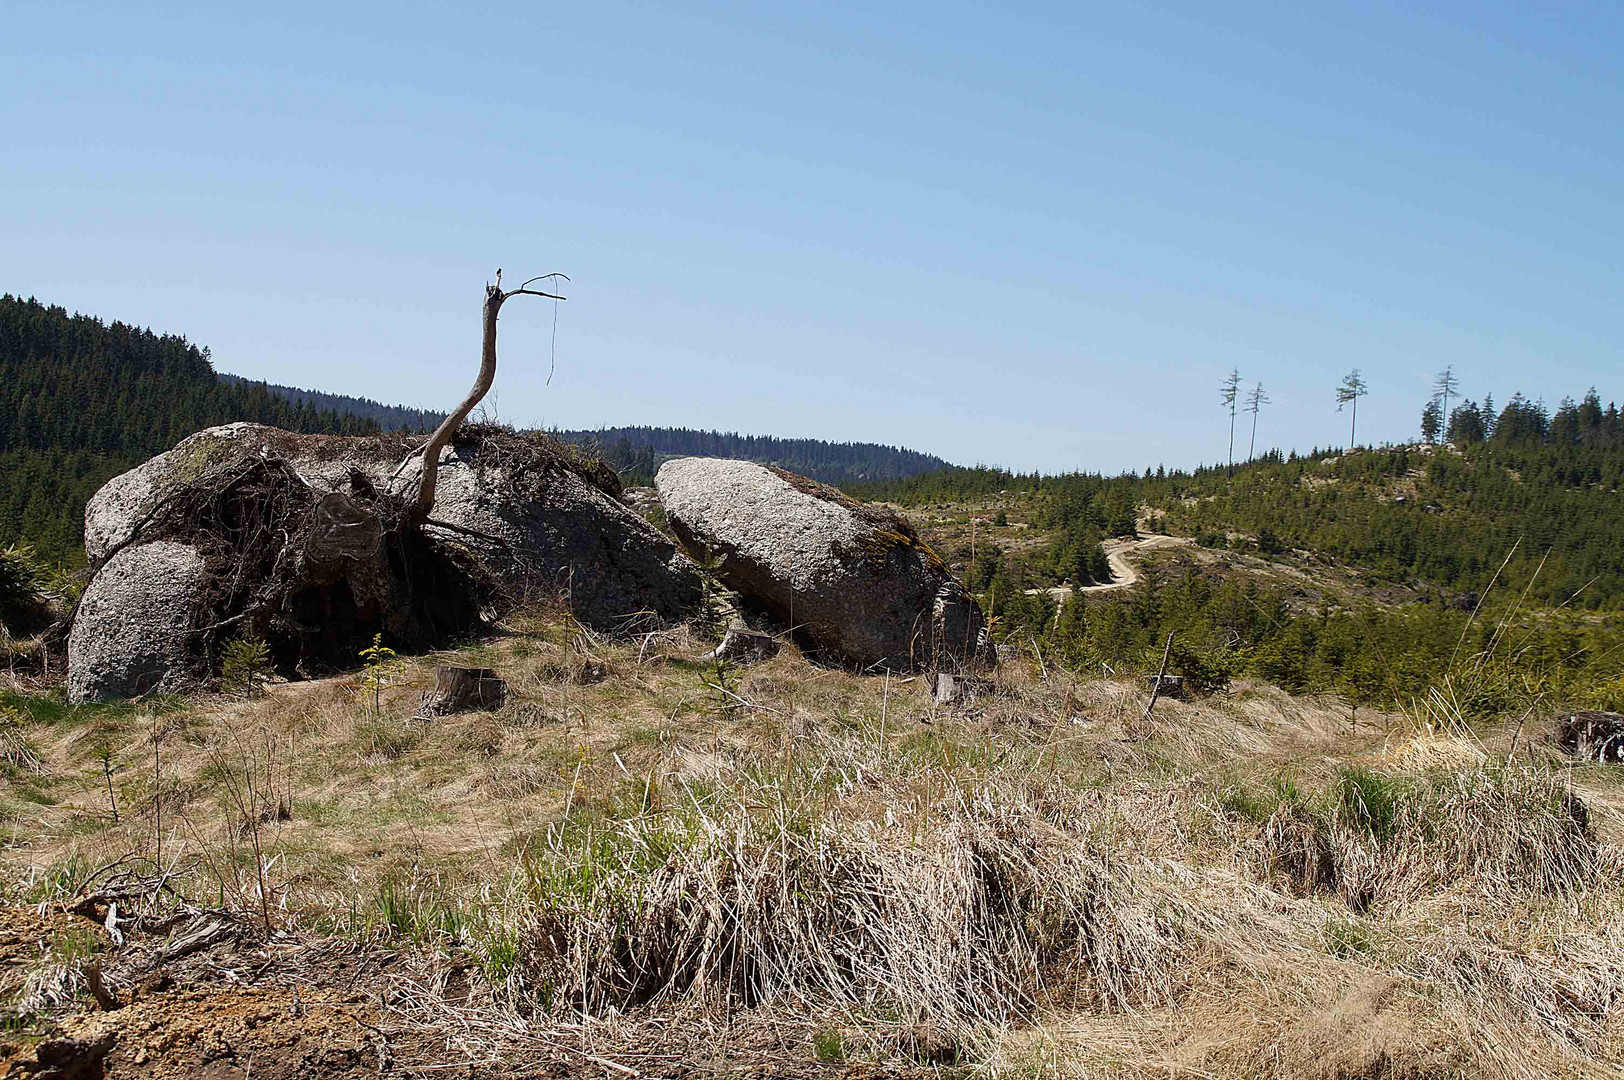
<box><xmin>851</xmin><ymin>390</ymin><xmax>1624</xmax><ymax>709</ymax></box>
<box><xmin>556</xmin><ymin>426</ymin><xmax>953</xmax><ymax>485</ymax></box>
<box><xmin>218</xmin><ymin>373</ymin><xmax>443</xmax><ymax>432</ymax></box>
<box><xmin>853</xmin><ymin>385</ymin><xmax>1624</xmax><ymax>611</ymax></box>
<box><xmin>0</xmin><ymin>295</ymin><xmax>380</xmax><ymax>562</ymax></box>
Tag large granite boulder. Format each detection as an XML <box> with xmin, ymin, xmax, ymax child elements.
<box><xmin>394</xmin><ymin>442</ymin><xmax>700</xmax><ymax>630</ymax></box>
<box><xmin>68</xmin><ymin>541</ymin><xmax>207</xmax><ymax>700</ymax></box>
<box><xmin>654</xmin><ymin>458</ymin><xmax>988</xmax><ymax>672</ymax></box>
<box><xmin>84</xmin><ymin>422</ymin><xmax>399</xmax><ymax>562</ymax></box>
<box><xmin>69</xmin><ymin>423</ymin><xmax>702</xmax><ymax>699</ymax></box>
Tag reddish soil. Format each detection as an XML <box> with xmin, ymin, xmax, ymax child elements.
<box><xmin>0</xmin><ymin>907</ymin><xmax>929</xmax><ymax>1079</ymax></box>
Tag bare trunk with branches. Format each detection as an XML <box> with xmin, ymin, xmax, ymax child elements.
<box><xmin>409</xmin><ymin>273</ymin><xmax>567</xmax><ymax>524</ymax></box>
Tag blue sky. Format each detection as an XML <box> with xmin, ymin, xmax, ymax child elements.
<box><xmin>5</xmin><ymin>2</ymin><xmax>1621</xmax><ymax>473</ymax></box>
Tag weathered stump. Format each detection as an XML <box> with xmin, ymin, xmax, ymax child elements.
<box><xmin>1145</xmin><ymin>674</ymin><xmax>1187</xmax><ymax>701</ymax></box>
<box><xmin>934</xmin><ymin>672</ymin><xmax>996</xmax><ymax>707</ymax></box>
<box><xmin>418</xmin><ymin>666</ymin><xmax>506</xmax><ymax>718</ymax></box>
<box><xmin>1557</xmin><ymin>710</ymin><xmax>1624</xmax><ymax>763</ymax></box>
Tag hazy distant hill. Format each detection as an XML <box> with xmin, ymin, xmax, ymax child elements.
<box><xmin>556</xmin><ymin>426</ymin><xmax>954</xmax><ymax>485</ymax></box>
<box><xmin>214</xmin><ymin>384</ymin><xmax>953</xmax><ymax>485</ymax></box>
<box><xmin>218</xmin><ymin>373</ymin><xmax>444</xmax><ymax>432</ymax></box>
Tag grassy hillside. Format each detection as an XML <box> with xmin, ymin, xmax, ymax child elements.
<box><xmin>856</xmin><ymin>406</ymin><xmax>1624</xmax><ymax>611</ymax></box>
<box><xmin>893</xmin><ymin>490</ymin><xmax>1623</xmax><ymax>715</ymax></box>
<box><xmin>3</xmin><ymin>610</ymin><xmax>1622</xmax><ymax>1075</ymax></box>
<box><xmin>852</xmin><ymin>430</ymin><xmax>1624</xmax><ymax>716</ymax></box>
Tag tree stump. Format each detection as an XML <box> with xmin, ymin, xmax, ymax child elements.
<box><xmin>933</xmin><ymin>672</ymin><xmax>995</xmax><ymax>707</ymax></box>
<box><xmin>418</xmin><ymin>666</ymin><xmax>506</xmax><ymax>718</ymax></box>
<box><xmin>1145</xmin><ymin>674</ymin><xmax>1187</xmax><ymax>701</ymax></box>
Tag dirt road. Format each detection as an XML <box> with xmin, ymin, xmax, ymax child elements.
<box><xmin>1026</xmin><ymin>532</ymin><xmax>1192</xmax><ymax>604</ymax></box>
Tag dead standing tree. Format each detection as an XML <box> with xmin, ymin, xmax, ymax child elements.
<box><xmin>84</xmin><ymin>271</ymin><xmax>570</xmax><ymax>681</ymax></box>
<box><xmin>407</xmin><ymin>271</ymin><xmax>569</xmax><ymax>525</ymax></box>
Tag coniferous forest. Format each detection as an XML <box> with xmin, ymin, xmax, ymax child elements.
<box><xmin>555</xmin><ymin>426</ymin><xmax>952</xmax><ymax>485</ymax></box>
<box><xmin>0</xmin><ymin>295</ymin><xmax>380</xmax><ymax>562</ymax></box>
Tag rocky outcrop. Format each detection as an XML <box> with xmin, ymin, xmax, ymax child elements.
<box><xmin>654</xmin><ymin>457</ymin><xmax>987</xmax><ymax>672</ymax></box>
<box><xmin>396</xmin><ymin>444</ymin><xmax>700</xmax><ymax>630</ymax></box>
<box><xmin>69</xmin><ymin>423</ymin><xmax>702</xmax><ymax>700</ymax></box>
<box><xmin>68</xmin><ymin>541</ymin><xmax>207</xmax><ymax>700</ymax></box>
<box><xmin>83</xmin><ymin>422</ymin><xmax>397</xmax><ymax>562</ymax></box>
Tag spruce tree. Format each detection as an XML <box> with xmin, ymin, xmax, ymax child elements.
<box><xmin>1336</xmin><ymin>369</ymin><xmax>1369</xmax><ymax>446</ymax></box>
<box><xmin>1420</xmin><ymin>399</ymin><xmax>1442</xmax><ymax>444</ymax></box>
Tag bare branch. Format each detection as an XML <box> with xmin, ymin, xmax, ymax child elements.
<box><xmin>408</xmin><ymin>274</ymin><xmax>567</xmax><ymax>523</ymax></box>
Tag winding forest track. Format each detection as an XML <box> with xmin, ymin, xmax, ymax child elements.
<box><xmin>1085</xmin><ymin>533</ymin><xmax>1192</xmax><ymax>593</ymax></box>
<box><xmin>1027</xmin><ymin>532</ymin><xmax>1193</xmax><ymax>604</ymax></box>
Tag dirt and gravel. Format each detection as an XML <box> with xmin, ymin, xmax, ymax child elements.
<box><xmin>0</xmin><ymin>902</ymin><xmax>932</xmax><ymax>1079</ymax></box>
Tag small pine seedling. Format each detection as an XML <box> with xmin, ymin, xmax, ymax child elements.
<box><xmin>358</xmin><ymin>633</ymin><xmax>401</xmax><ymax>715</ymax></box>
<box><xmin>221</xmin><ymin>633</ymin><xmax>273</xmax><ymax>700</ymax></box>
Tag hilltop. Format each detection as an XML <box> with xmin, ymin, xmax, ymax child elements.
<box><xmin>853</xmin><ymin>427</ymin><xmax>1624</xmax><ymax>712</ymax></box>
<box><xmin>857</xmin><ymin>420</ymin><xmax>1624</xmax><ymax>611</ymax></box>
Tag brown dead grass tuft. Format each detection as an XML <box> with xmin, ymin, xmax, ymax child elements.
<box><xmin>2</xmin><ymin>614</ymin><xmax>1622</xmax><ymax>1075</ymax></box>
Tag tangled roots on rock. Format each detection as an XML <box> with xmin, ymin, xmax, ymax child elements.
<box><xmin>459</xmin><ymin>422</ymin><xmax>623</xmax><ymax>499</ymax></box>
<box><xmin>125</xmin><ymin>453</ymin><xmax>495</xmax><ymax>679</ymax></box>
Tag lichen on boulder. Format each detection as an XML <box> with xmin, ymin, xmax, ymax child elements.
<box><xmin>654</xmin><ymin>457</ymin><xmax>988</xmax><ymax>672</ymax></box>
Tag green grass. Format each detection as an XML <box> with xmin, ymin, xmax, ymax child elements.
<box><xmin>1320</xmin><ymin>914</ymin><xmax>1379</xmax><ymax>959</ymax></box>
<box><xmin>813</xmin><ymin>1028</ymin><xmax>845</xmax><ymax>1063</ymax></box>
<box><xmin>1334</xmin><ymin>766</ymin><xmax>1412</xmax><ymax>844</ymax></box>
<box><xmin>353</xmin><ymin>715</ymin><xmax>426</xmax><ymax>759</ymax></box>
<box><xmin>0</xmin><ymin>688</ymin><xmax>185</xmax><ymax>727</ymax></box>
<box><xmin>49</xmin><ymin>922</ymin><xmax>105</xmax><ymax>964</ymax></box>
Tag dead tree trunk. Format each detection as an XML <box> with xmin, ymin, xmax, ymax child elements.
<box><xmin>409</xmin><ymin>272</ymin><xmax>568</xmax><ymax>524</ymax></box>
<box><xmin>418</xmin><ymin>666</ymin><xmax>507</xmax><ymax>718</ymax></box>
<box><xmin>1135</xmin><ymin>631</ymin><xmax>1175</xmax><ymax>736</ymax></box>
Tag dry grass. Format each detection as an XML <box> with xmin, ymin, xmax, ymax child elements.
<box><xmin>2</xmin><ymin>618</ymin><xmax>1622</xmax><ymax>1076</ymax></box>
